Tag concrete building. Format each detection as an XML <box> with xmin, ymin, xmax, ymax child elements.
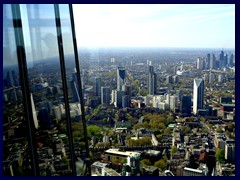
<box><xmin>197</xmin><ymin>57</ymin><xmax>204</xmax><ymax>70</ymax></box>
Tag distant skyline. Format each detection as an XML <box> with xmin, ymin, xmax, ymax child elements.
<box><xmin>73</xmin><ymin>4</ymin><xmax>235</xmax><ymax>49</ymax></box>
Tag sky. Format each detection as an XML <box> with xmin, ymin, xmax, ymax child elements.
<box><xmin>73</xmin><ymin>4</ymin><xmax>235</xmax><ymax>49</ymax></box>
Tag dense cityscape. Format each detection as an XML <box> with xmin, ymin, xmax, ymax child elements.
<box><xmin>3</xmin><ymin>47</ymin><xmax>235</xmax><ymax>176</ymax></box>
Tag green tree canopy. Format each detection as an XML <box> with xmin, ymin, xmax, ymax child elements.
<box><xmin>154</xmin><ymin>159</ymin><xmax>167</xmax><ymax>172</ymax></box>
<box><xmin>216</xmin><ymin>148</ymin><xmax>225</xmax><ymax>163</ymax></box>
<box><xmin>140</xmin><ymin>159</ymin><xmax>151</xmax><ymax>167</ymax></box>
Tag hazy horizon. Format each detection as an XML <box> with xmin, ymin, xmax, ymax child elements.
<box><xmin>73</xmin><ymin>4</ymin><xmax>235</xmax><ymax>49</ymax></box>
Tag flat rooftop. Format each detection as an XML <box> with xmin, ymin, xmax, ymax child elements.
<box><xmin>105</xmin><ymin>149</ymin><xmax>140</xmax><ymax>157</ymax></box>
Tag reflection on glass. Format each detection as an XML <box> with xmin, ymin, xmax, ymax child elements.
<box><xmin>3</xmin><ymin>4</ymin><xmax>87</xmax><ymax>176</ymax></box>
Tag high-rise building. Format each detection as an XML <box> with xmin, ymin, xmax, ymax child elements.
<box><xmin>219</xmin><ymin>51</ymin><xmax>224</xmax><ymax>68</ymax></box>
<box><xmin>148</xmin><ymin>66</ymin><xmax>157</xmax><ymax>95</ymax></box>
<box><xmin>114</xmin><ymin>90</ymin><xmax>125</xmax><ymax>108</ymax></box>
<box><xmin>176</xmin><ymin>89</ymin><xmax>182</xmax><ymax>101</ymax></box>
<box><xmin>225</xmin><ymin>140</ymin><xmax>235</xmax><ymax>163</ymax></box>
<box><xmin>123</xmin><ymin>84</ymin><xmax>132</xmax><ymax>98</ymax></box>
<box><xmin>117</xmin><ymin>67</ymin><xmax>126</xmax><ymax>91</ymax></box>
<box><xmin>95</xmin><ymin>77</ymin><xmax>101</xmax><ymax>98</ymax></box>
<box><xmin>209</xmin><ymin>72</ymin><xmax>214</xmax><ymax>83</ymax></box>
<box><xmin>196</xmin><ymin>57</ymin><xmax>204</xmax><ymax>70</ymax></box>
<box><xmin>101</xmin><ymin>87</ymin><xmax>110</xmax><ymax>105</ymax></box>
<box><xmin>206</xmin><ymin>53</ymin><xmax>211</xmax><ymax>69</ymax></box>
<box><xmin>38</xmin><ymin>108</ymin><xmax>52</xmax><ymax>129</ymax></box>
<box><xmin>166</xmin><ymin>75</ymin><xmax>173</xmax><ymax>84</ymax></box>
<box><xmin>71</xmin><ymin>80</ymin><xmax>80</xmax><ymax>103</ymax></box>
<box><xmin>209</xmin><ymin>53</ymin><xmax>216</xmax><ymax>69</ymax></box>
<box><xmin>228</xmin><ymin>53</ymin><xmax>234</xmax><ymax>67</ymax></box>
<box><xmin>193</xmin><ymin>79</ymin><xmax>204</xmax><ymax>114</ymax></box>
<box><xmin>31</xmin><ymin>93</ymin><xmax>39</xmax><ymax>129</ymax></box>
<box><xmin>6</xmin><ymin>70</ymin><xmax>19</xmax><ymax>88</ymax></box>
<box><xmin>203</xmin><ymin>73</ymin><xmax>209</xmax><ymax>82</ymax></box>
<box><xmin>180</xmin><ymin>96</ymin><xmax>191</xmax><ymax>116</ymax></box>
<box><xmin>218</xmin><ymin>74</ymin><xmax>223</xmax><ymax>83</ymax></box>
<box><xmin>122</xmin><ymin>95</ymin><xmax>130</xmax><ymax>108</ymax></box>
<box><xmin>170</xmin><ymin>95</ymin><xmax>177</xmax><ymax>110</ymax></box>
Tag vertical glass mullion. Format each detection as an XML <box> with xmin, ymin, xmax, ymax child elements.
<box><xmin>68</xmin><ymin>4</ymin><xmax>91</xmax><ymax>176</ymax></box>
<box><xmin>11</xmin><ymin>4</ymin><xmax>40</xmax><ymax>176</ymax></box>
<box><xmin>54</xmin><ymin>4</ymin><xmax>76</xmax><ymax>176</ymax></box>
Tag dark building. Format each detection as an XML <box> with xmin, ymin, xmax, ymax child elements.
<box><xmin>38</xmin><ymin>108</ymin><xmax>52</xmax><ymax>129</ymax></box>
<box><xmin>6</xmin><ymin>71</ymin><xmax>19</xmax><ymax>88</ymax></box>
<box><xmin>95</xmin><ymin>77</ymin><xmax>101</xmax><ymax>98</ymax></box>
<box><xmin>71</xmin><ymin>80</ymin><xmax>80</xmax><ymax>103</ymax></box>
<box><xmin>117</xmin><ymin>67</ymin><xmax>126</xmax><ymax>91</ymax></box>
<box><xmin>148</xmin><ymin>65</ymin><xmax>157</xmax><ymax>95</ymax></box>
<box><xmin>180</xmin><ymin>96</ymin><xmax>191</xmax><ymax>116</ymax></box>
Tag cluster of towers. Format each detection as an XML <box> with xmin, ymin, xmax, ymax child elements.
<box><xmin>196</xmin><ymin>51</ymin><xmax>234</xmax><ymax>70</ymax></box>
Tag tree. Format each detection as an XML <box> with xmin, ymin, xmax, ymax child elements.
<box><xmin>182</xmin><ymin>126</ymin><xmax>191</xmax><ymax>134</ymax></box>
<box><xmin>120</xmin><ymin>158</ymin><xmax>127</xmax><ymax>164</ymax></box>
<box><xmin>216</xmin><ymin>127</ymin><xmax>223</xmax><ymax>133</ymax></box>
<box><xmin>156</xmin><ymin>134</ymin><xmax>162</xmax><ymax>141</ymax></box>
<box><xmin>227</xmin><ymin>123</ymin><xmax>235</xmax><ymax>132</ymax></box>
<box><xmin>87</xmin><ymin>125</ymin><xmax>100</xmax><ymax>137</ymax></box>
<box><xmin>216</xmin><ymin>148</ymin><xmax>225</xmax><ymax>163</ymax></box>
<box><xmin>112</xmin><ymin>157</ymin><xmax>120</xmax><ymax>164</ymax></box>
<box><xmin>140</xmin><ymin>159</ymin><xmax>151</xmax><ymax>167</ymax></box>
<box><xmin>171</xmin><ymin>145</ymin><xmax>177</xmax><ymax>155</ymax></box>
<box><xmin>154</xmin><ymin>159</ymin><xmax>167</xmax><ymax>172</ymax></box>
<box><xmin>164</xmin><ymin>128</ymin><xmax>172</xmax><ymax>135</ymax></box>
<box><xmin>62</xmin><ymin>156</ymin><xmax>70</xmax><ymax>165</ymax></box>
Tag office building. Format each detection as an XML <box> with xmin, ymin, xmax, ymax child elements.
<box><xmin>115</xmin><ymin>90</ymin><xmax>125</xmax><ymax>108</ymax></box>
<box><xmin>71</xmin><ymin>80</ymin><xmax>80</xmax><ymax>103</ymax></box>
<box><xmin>181</xmin><ymin>96</ymin><xmax>191</xmax><ymax>116</ymax></box>
<box><xmin>95</xmin><ymin>77</ymin><xmax>101</xmax><ymax>98</ymax></box>
<box><xmin>209</xmin><ymin>53</ymin><xmax>216</xmax><ymax>69</ymax></box>
<box><xmin>101</xmin><ymin>87</ymin><xmax>110</xmax><ymax>105</ymax></box>
<box><xmin>193</xmin><ymin>79</ymin><xmax>204</xmax><ymax>114</ymax></box>
<box><xmin>170</xmin><ymin>95</ymin><xmax>177</xmax><ymax>110</ymax></box>
<box><xmin>225</xmin><ymin>140</ymin><xmax>235</xmax><ymax>163</ymax></box>
<box><xmin>6</xmin><ymin>71</ymin><xmax>19</xmax><ymax>88</ymax></box>
<box><xmin>123</xmin><ymin>84</ymin><xmax>132</xmax><ymax>98</ymax></box>
<box><xmin>166</xmin><ymin>75</ymin><xmax>173</xmax><ymax>84</ymax></box>
<box><xmin>31</xmin><ymin>93</ymin><xmax>39</xmax><ymax>129</ymax></box>
<box><xmin>218</xmin><ymin>74</ymin><xmax>223</xmax><ymax>83</ymax></box>
<box><xmin>196</xmin><ymin>57</ymin><xmax>204</xmax><ymax>70</ymax></box>
<box><xmin>148</xmin><ymin>65</ymin><xmax>157</xmax><ymax>95</ymax></box>
<box><xmin>209</xmin><ymin>72</ymin><xmax>214</xmax><ymax>83</ymax></box>
<box><xmin>117</xmin><ymin>67</ymin><xmax>126</xmax><ymax>91</ymax></box>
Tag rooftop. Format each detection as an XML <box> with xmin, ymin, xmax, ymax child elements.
<box><xmin>105</xmin><ymin>149</ymin><xmax>140</xmax><ymax>157</ymax></box>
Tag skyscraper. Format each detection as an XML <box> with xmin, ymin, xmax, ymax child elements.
<box><xmin>71</xmin><ymin>80</ymin><xmax>80</xmax><ymax>103</ymax></box>
<box><xmin>193</xmin><ymin>79</ymin><xmax>204</xmax><ymax>114</ymax></box>
<box><xmin>228</xmin><ymin>53</ymin><xmax>234</xmax><ymax>67</ymax></box>
<box><xmin>95</xmin><ymin>77</ymin><xmax>101</xmax><ymax>98</ymax></box>
<box><xmin>6</xmin><ymin>70</ymin><xmax>19</xmax><ymax>88</ymax></box>
<box><xmin>196</xmin><ymin>57</ymin><xmax>204</xmax><ymax>70</ymax></box>
<box><xmin>117</xmin><ymin>67</ymin><xmax>126</xmax><ymax>91</ymax></box>
<box><xmin>180</xmin><ymin>96</ymin><xmax>191</xmax><ymax>116</ymax></box>
<box><xmin>209</xmin><ymin>53</ymin><xmax>216</xmax><ymax>69</ymax></box>
<box><xmin>148</xmin><ymin>65</ymin><xmax>157</xmax><ymax>95</ymax></box>
<box><xmin>101</xmin><ymin>86</ymin><xmax>110</xmax><ymax>105</ymax></box>
<box><xmin>31</xmin><ymin>93</ymin><xmax>39</xmax><ymax>129</ymax></box>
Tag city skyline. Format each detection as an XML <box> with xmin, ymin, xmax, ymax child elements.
<box><xmin>73</xmin><ymin>4</ymin><xmax>235</xmax><ymax>49</ymax></box>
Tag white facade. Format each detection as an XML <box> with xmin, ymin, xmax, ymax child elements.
<box><xmin>193</xmin><ymin>79</ymin><xmax>204</xmax><ymax>114</ymax></box>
